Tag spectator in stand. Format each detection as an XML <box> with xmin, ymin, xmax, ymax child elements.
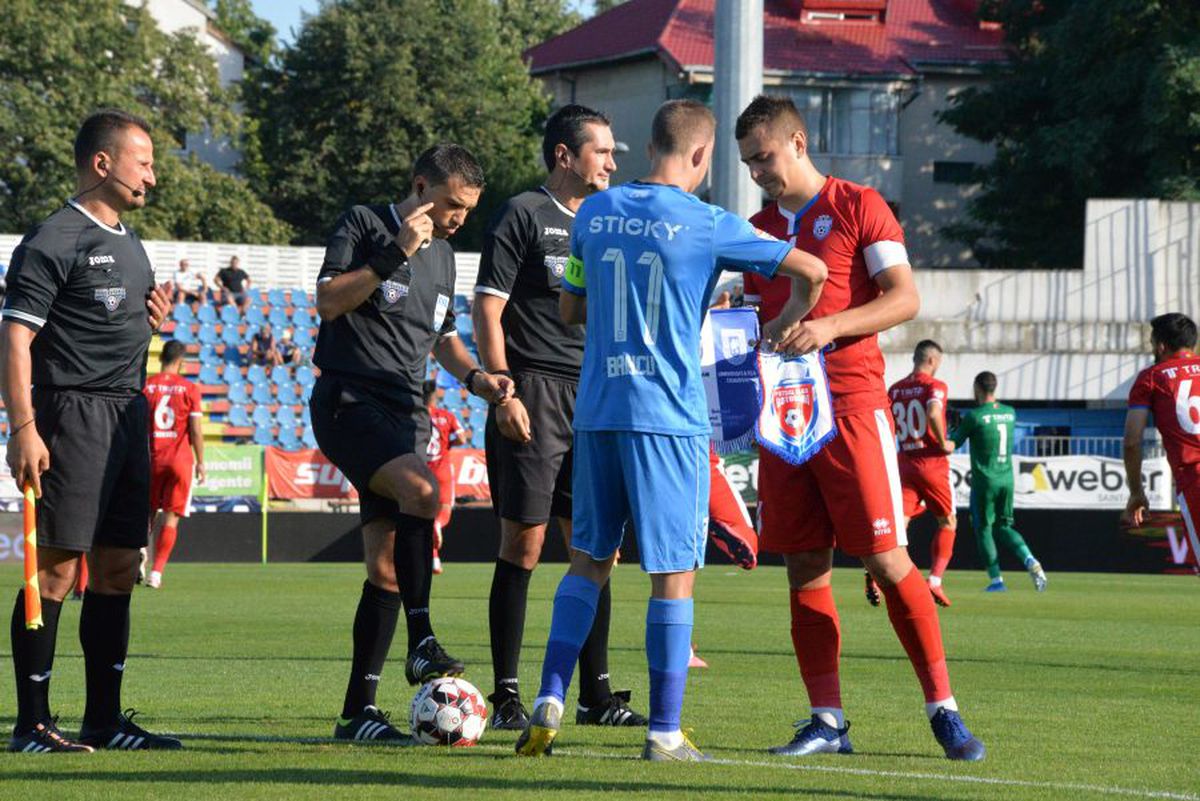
<box><xmin>215</xmin><ymin>255</ymin><xmax>251</xmax><ymax>311</ymax></box>
<box><xmin>173</xmin><ymin>258</ymin><xmax>207</xmax><ymax>306</ymax></box>
<box><xmin>251</xmin><ymin>322</ymin><xmax>281</xmax><ymax>366</ymax></box>
<box><xmin>277</xmin><ymin>328</ymin><xmax>300</xmax><ymax>365</ymax></box>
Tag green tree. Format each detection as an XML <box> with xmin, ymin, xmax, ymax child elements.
<box><xmin>496</xmin><ymin>0</ymin><xmax>581</xmax><ymax>52</ymax></box>
<box><xmin>938</xmin><ymin>0</ymin><xmax>1200</xmax><ymax>268</ymax></box>
<box><xmin>211</xmin><ymin>0</ymin><xmax>279</xmax><ymax>66</ymax></box>
<box><xmin>592</xmin><ymin>0</ymin><xmax>626</xmax><ymax>15</ymax></box>
<box><xmin>0</xmin><ymin>0</ymin><xmax>292</xmax><ymax>243</ymax></box>
<box><xmin>252</xmin><ymin>0</ymin><xmax>553</xmax><ymax>248</ymax></box>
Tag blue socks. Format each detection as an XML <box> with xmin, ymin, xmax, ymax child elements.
<box><xmin>536</xmin><ymin>574</ymin><xmax>601</xmax><ymax>704</ymax></box>
<box><xmin>646</xmin><ymin>597</ymin><xmax>693</xmax><ymax>734</ymax></box>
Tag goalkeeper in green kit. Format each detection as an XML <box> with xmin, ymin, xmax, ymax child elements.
<box><xmin>945</xmin><ymin>372</ymin><xmax>1047</xmax><ymax>593</ymax></box>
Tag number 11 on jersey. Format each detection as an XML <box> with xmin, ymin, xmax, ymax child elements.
<box><xmin>602</xmin><ymin>247</ymin><xmax>664</xmax><ymax>345</ymax></box>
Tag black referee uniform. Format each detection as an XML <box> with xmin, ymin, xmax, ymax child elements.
<box><xmin>310</xmin><ymin>203</ymin><xmax>464</xmax><ymax>737</ymax></box>
<box><xmin>479</xmin><ymin>187</ymin><xmax>642</xmax><ymax>726</ymax></box>
<box><xmin>3</xmin><ymin>199</ymin><xmax>177</xmax><ymax>750</ymax></box>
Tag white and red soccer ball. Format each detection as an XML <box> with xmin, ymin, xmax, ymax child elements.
<box><xmin>409</xmin><ymin>677</ymin><xmax>488</xmax><ymax>746</ymax></box>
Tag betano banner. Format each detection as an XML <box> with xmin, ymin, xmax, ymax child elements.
<box><xmin>265</xmin><ymin>447</ymin><xmax>491</xmax><ymax>502</ymax></box>
<box><xmin>715</xmin><ymin>451</ymin><xmax>1173</xmax><ymax>511</ymax></box>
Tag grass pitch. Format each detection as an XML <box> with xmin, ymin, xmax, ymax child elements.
<box><xmin>0</xmin><ymin>561</ymin><xmax>1197</xmax><ymax>800</ymax></box>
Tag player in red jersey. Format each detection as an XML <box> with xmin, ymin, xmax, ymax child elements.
<box><xmin>888</xmin><ymin>340</ymin><xmax>957</xmax><ymax>606</ymax></box>
<box><xmin>142</xmin><ymin>340</ymin><xmax>204</xmax><ymax>589</ymax></box>
<box><xmin>425</xmin><ymin>380</ymin><xmax>465</xmax><ymax>574</ymax></box>
<box><xmin>708</xmin><ymin>447</ymin><xmax>758</xmax><ymax>570</ymax></box>
<box><xmin>1123</xmin><ymin>313</ymin><xmax>1200</xmax><ymax>574</ymax></box>
<box><xmin>736</xmin><ymin>95</ymin><xmax>984</xmax><ymax>761</ymax></box>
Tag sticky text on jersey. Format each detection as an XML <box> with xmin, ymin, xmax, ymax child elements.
<box><xmin>588</xmin><ymin>215</ymin><xmax>684</xmax><ymax>241</ymax></box>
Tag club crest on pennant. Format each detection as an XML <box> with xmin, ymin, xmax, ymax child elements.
<box><xmin>772</xmin><ymin>379</ymin><xmax>815</xmax><ymax>444</ymax></box>
<box><xmin>93</xmin><ymin>287</ymin><xmax>127</xmax><ymax>311</ymax></box>
<box><xmin>813</xmin><ymin>214</ymin><xmax>833</xmax><ymax>240</ymax></box>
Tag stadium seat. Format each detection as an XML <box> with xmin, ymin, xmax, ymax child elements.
<box><xmin>268</xmin><ymin>307</ymin><xmax>290</xmax><ymax>328</ymax></box>
<box><xmin>276</xmin><ymin>406</ymin><xmax>298</xmax><ymax>429</ymax></box>
<box><xmin>172</xmin><ymin>303</ymin><xmax>195</xmax><ymax>324</ymax></box>
<box><xmin>277</xmin><ymin>427</ymin><xmax>303</xmax><ymax>451</ymax></box>
<box><xmin>275</xmin><ymin>381</ymin><xmax>298</xmax><ymax>404</ymax></box>
<box><xmin>252</xmin><ymin>425</ymin><xmax>275</xmax><ymax>446</ymax></box>
<box><xmin>227</xmin><ymin>405</ymin><xmax>251</xmax><ymax>427</ymax></box>
<box><xmin>470</xmin><ymin>428</ymin><xmax>484</xmax><ymax>448</ymax></box>
<box><xmin>197</xmin><ymin>305</ymin><xmax>218</xmax><ymax>324</ymax></box>
<box><xmin>246</xmin><ymin>365</ymin><xmax>268</xmax><ymax>385</ymax></box>
<box><xmin>293</xmin><ymin>327</ymin><xmax>315</xmax><ymax>348</ymax></box>
<box><xmin>219</xmin><ymin>305</ymin><xmax>241</xmax><ymax>326</ymax></box>
<box><xmin>292</xmin><ymin>307</ymin><xmax>314</xmax><ymax>329</ymax></box>
<box><xmin>251</xmin><ymin>405</ymin><xmax>274</xmax><ymax>428</ymax></box>
<box><xmin>198</xmin><ymin>364</ymin><xmax>223</xmax><ymax>385</ymax></box>
<box><xmin>198</xmin><ymin>344</ymin><xmax>220</xmax><ymax>365</ymax></box>
<box><xmin>227</xmin><ymin>381</ymin><xmax>250</xmax><ymax>405</ymax></box>
<box><xmin>197</xmin><ymin>325</ymin><xmax>220</xmax><ymax>346</ymax></box>
<box><xmin>302</xmin><ymin>425</ymin><xmax>318</xmax><ymax>449</ymax></box>
<box><xmin>247</xmin><ymin>289</ymin><xmax>266</xmax><ymax>308</ymax></box>
<box><xmin>300</xmin><ymin>405</ymin><xmax>312</xmax><ymax>425</ymax></box>
<box><xmin>221</xmin><ymin>325</ymin><xmax>243</xmax><ymax>348</ymax></box>
<box><xmin>268</xmin><ymin>288</ymin><xmax>288</xmax><ymax>307</ymax></box>
<box><xmin>270</xmin><ymin>365</ymin><xmax>292</xmax><ymax>386</ymax></box>
<box><xmin>223</xmin><ymin>346</ymin><xmax>244</xmax><ymax>366</ymax></box>
<box><xmin>172</xmin><ymin>324</ymin><xmax>196</xmax><ymax>345</ymax></box>
<box><xmin>252</xmin><ymin>383</ymin><xmax>274</xmax><ymax>405</ymax></box>
<box><xmin>295</xmin><ymin>365</ymin><xmax>315</xmax><ymax>387</ymax></box>
<box><xmin>245</xmin><ymin>306</ymin><xmax>266</xmax><ymax>326</ymax></box>
<box><xmin>297</xmin><ymin>383</ymin><xmax>313</xmax><ymax>403</ymax></box>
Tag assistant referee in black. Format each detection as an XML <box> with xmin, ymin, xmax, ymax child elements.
<box><xmin>312</xmin><ymin>144</ymin><xmax>513</xmax><ymax>743</ymax></box>
<box><xmin>1</xmin><ymin>109</ymin><xmax>177</xmax><ymax>753</ymax></box>
<box><xmin>474</xmin><ymin>105</ymin><xmax>646</xmax><ymax>730</ymax></box>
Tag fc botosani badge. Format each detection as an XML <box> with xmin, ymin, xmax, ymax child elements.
<box><xmin>813</xmin><ymin>214</ymin><xmax>833</xmax><ymax>240</ymax></box>
<box><xmin>93</xmin><ymin>287</ymin><xmax>127</xmax><ymax>311</ymax></box>
<box><xmin>545</xmin><ymin>255</ymin><xmax>568</xmax><ymax>279</ymax></box>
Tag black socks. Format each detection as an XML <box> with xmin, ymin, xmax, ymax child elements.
<box><xmin>341</xmin><ymin>580</ymin><xmax>402</xmax><ymax>718</ymax></box>
<box><xmin>488</xmin><ymin>558</ymin><xmax>533</xmax><ymax>699</ymax></box>
<box><xmin>394</xmin><ymin>513</ymin><xmax>435</xmax><ymax>652</ymax></box>
<box><xmin>11</xmin><ymin>590</ymin><xmax>63</xmax><ymax>731</ymax></box>
<box><xmin>577</xmin><ymin>578</ymin><xmax>613</xmax><ymax>707</ymax></box>
<box><xmin>79</xmin><ymin>590</ymin><xmax>131</xmax><ymax>731</ymax></box>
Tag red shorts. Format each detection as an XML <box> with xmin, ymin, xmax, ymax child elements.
<box><xmin>899</xmin><ymin>455</ymin><xmax>954</xmax><ymax>519</ymax></box>
<box><xmin>758</xmin><ymin>408</ymin><xmax>906</xmax><ymax>557</ymax></box>
<box><xmin>150</xmin><ymin>459</ymin><xmax>194</xmax><ymax>517</ymax></box>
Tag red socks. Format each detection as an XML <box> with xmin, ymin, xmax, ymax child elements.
<box><xmin>152</xmin><ymin>525</ymin><xmax>177</xmax><ymax>574</ymax></box>
<box><xmin>75</xmin><ymin>556</ymin><xmax>89</xmax><ymax>595</ymax></box>
<box><xmin>881</xmin><ymin>567</ymin><xmax>952</xmax><ymax>703</ymax></box>
<box><xmin>789</xmin><ymin>586</ymin><xmax>842</xmax><ymax>709</ymax></box>
<box><xmin>930</xmin><ymin>525</ymin><xmax>956</xmax><ymax>578</ymax></box>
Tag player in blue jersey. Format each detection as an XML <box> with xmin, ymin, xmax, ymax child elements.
<box><xmin>515</xmin><ymin>100</ymin><xmax>828</xmax><ymax>762</ymax></box>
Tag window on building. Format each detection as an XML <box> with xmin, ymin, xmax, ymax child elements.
<box><xmin>933</xmin><ymin>161</ymin><xmax>979</xmax><ymax>184</ymax></box>
<box><xmin>784</xmin><ymin>87</ymin><xmax>899</xmax><ymax>156</ymax></box>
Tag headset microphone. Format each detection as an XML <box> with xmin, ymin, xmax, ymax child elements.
<box><xmin>109</xmin><ymin>174</ymin><xmax>144</xmax><ymax>198</ymax></box>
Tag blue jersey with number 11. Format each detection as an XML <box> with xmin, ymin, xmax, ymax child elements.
<box><xmin>562</xmin><ymin>181</ymin><xmax>790</xmax><ymax>436</ymax></box>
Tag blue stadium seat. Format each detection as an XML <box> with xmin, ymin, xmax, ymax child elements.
<box><xmin>268</xmin><ymin>307</ymin><xmax>290</xmax><ymax>328</ymax></box>
<box><xmin>252</xmin><ymin>383</ymin><xmax>274</xmax><ymax>405</ymax></box>
<box><xmin>292</xmin><ymin>307</ymin><xmax>314</xmax><ymax>329</ymax></box>
<box><xmin>302</xmin><ymin>425</ymin><xmax>318</xmax><ymax>449</ymax></box>
<box><xmin>252</xmin><ymin>425</ymin><xmax>275</xmax><ymax>446</ymax></box>
<box><xmin>293</xmin><ymin>327</ymin><xmax>315</xmax><ymax>348</ymax></box>
<box><xmin>247</xmin><ymin>289</ymin><xmax>266</xmax><ymax>308</ymax></box>
<box><xmin>245</xmin><ymin>306</ymin><xmax>266</xmax><ymax>326</ymax></box>
<box><xmin>470</xmin><ymin>428</ymin><xmax>484</xmax><ymax>448</ymax></box>
<box><xmin>298</xmin><ymin>383</ymin><xmax>313</xmax><ymax>402</ymax></box>
<box><xmin>275</xmin><ymin>381</ymin><xmax>298</xmax><ymax>404</ymax></box>
<box><xmin>300</xmin><ymin>405</ymin><xmax>312</xmax><ymax>425</ymax></box>
<box><xmin>197</xmin><ymin>305</ymin><xmax>218</xmax><ymax>324</ymax></box>
<box><xmin>172</xmin><ymin>303</ymin><xmax>194</xmax><ymax>324</ymax></box>
<box><xmin>197</xmin><ymin>325</ymin><xmax>220</xmax><ymax>345</ymax></box>
<box><xmin>223</xmin><ymin>346</ymin><xmax>244</xmax><ymax>366</ymax></box>
<box><xmin>466</xmin><ymin>394</ymin><xmax>488</xmax><ymax>412</ymax></box>
<box><xmin>221</xmin><ymin>325</ymin><xmax>243</xmax><ymax>348</ymax></box>
<box><xmin>455</xmin><ymin>314</ymin><xmax>473</xmax><ymax>337</ymax></box>
<box><xmin>251</xmin><ymin>405</ymin><xmax>274</xmax><ymax>428</ymax></box>
<box><xmin>171</xmin><ymin>324</ymin><xmax>196</xmax><ymax>345</ymax></box>
<box><xmin>267</xmin><ymin>288</ymin><xmax>288</xmax><ymax>307</ymax></box>
<box><xmin>198</xmin><ymin>364</ymin><xmax>223</xmax><ymax>385</ymax></box>
<box><xmin>277</xmin><ymin>427</ymin><xmax>303</xmax><ymax>451</ymax></box>
<box><xmin>275</xmin><ymin>405</ymin><xmax>298</xmax><ymax>429</ymax></box>
<box><xmin>227</xmin><ymin>405</ymin><xmax>251</xmax><ymax>427</ymax></box>
<box><xmin>219</xmin><ymin>305</ymin><xmax>241</xmax><ymax>326</ymax></box>
<box><xmin>270</xmin><ymin>365</ymin><xmax>292</xmax><ymax>385</ymax></box>
<box><xmin>227</xmin><ymin>381</ymin><xmax>250</xmax><ymax>405</ymax></box>
<box><xmin>294</xmin><ymin>365</ymin><xmax>315</xmax><ymax>387</ymax></box>
<box><xmin>246</xmin><ymin>365</ymin><xmax>268</xmax><ymax>385</ymax></box>
<box><xmin>198</xmin><ymin>344</ymin><xmax>221</xmax><ymax>365</ymax></box>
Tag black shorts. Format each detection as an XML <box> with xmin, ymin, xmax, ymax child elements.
<box><xmin>310</xmin><ymin>374</ymin><xmax>430</xmax><ymax>525</ymax></box>
<box><xmin>485</xmin><ymin>372</ymin><xmax>575</xmax><ymax>524</ymax></box>
<box><xmin>33</xmin><ymin>389</ymin><xmax>151</xmax><ymax>552</ymax></box>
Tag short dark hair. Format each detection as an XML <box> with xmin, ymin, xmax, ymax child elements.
<box><xmin>542</xmin><ymin>104</ymin><xmax>611</xmax><ymax>172</ymax></box>
<box><xmin>913</xmin><ymin>339</ymin><xmax>942</xmax><ymax>364</ymax></box>
<box><xmin>74</xmin><ymin>109</ymin><xmax>152</xmax><ymax>171</ymax></box>
<box><xmin>161</xmin><ymin>340</ymin><xmax>187</xmax><ymax>366</ymax></box>
<box><xmin>1150</xmin><ymin>312</ymin><xmax>1198</xmax><ymax>352</ymax></box>
<box><xmin>412</xmin><ymin>143</ymin><xmax>485</xmax><ymax>189</ymax></box>
<box><xmin>734</xmin><ymin>94</ymin><xmax>808</xmax><ymax>141</ymax></box>
<box><xmin>651</xmin><ymin>100</ymin><xmax>716</xmax><ymax>155</ymax></box>
<box><xmin>423</xmin><ymin>379</ymin><xmax>437</xmax><ymax>401</ymax></box>
<box><xmin>974</xmin><ymin>371</ymin><xmax>998</xmax><ymax>396</ymax></box>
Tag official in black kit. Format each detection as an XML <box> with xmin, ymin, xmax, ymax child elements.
<box><xmin>311</xmin><ymin>144</ymin><xmax>514</xmax><ymax>743</ymax></box>
<box><xmin>1</xmin><ymin>109</ymin><xmax>177</xmax><ymax>753</ymax></box>
<box><xmin>473</xmin><ymin>105</ymin><xmax>646</xmax><ymax>729</ymax></box>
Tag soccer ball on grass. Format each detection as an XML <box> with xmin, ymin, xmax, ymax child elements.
<box><xmin>409</xmin><ymin>677</ymin><xmax>488</xmax><ymax>746</ymax></box>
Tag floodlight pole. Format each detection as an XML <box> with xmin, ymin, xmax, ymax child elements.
<box><xmin>712</xmin><ymin>0</ymin><xmax>764</xmax><ymax>218</ymax></box>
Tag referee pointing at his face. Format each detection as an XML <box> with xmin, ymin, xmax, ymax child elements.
<box><xmin>1</xmin><ymin>109</ymin><xmax>176</xmax><ymax>753</ymax></box>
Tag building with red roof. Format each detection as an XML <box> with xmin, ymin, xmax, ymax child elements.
<box><xmin>525</xmin><ymin>0</ymin><xmax>1008</xmax><ymax>267</ymax></box>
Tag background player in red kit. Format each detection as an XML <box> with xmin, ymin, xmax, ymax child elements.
<box><xmin>1123</xmin><ymin>312</ymin><xmax>1200</xmax><ymax>574</ymax></box>
<box><xmin>736</xmin><ymin>95</ymin><xmax>984</xmax><ymax>760</ymax></box>
<box><xmin>143</xmin><ymin>340</ymin><xmax>204</xmax><ymax>589</ymax></box>
<box><xmin>888</xmin><ymin>340</ymin><xmax>957</xmax><ymax>606</ymax></box>
<box><xmin>425</xmin><ymin>380</ymin><xmax>465</xmax><ymax>574</ymax></box>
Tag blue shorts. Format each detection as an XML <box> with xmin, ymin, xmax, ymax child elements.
<box><xmin>571</xmin><ymin>430</ymin><xmax>709</xmax><ymax>573</ymax></box>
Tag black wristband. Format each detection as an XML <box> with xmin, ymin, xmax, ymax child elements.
<box><xmin>463</xmin><ymin>368</ymin><xmax>484</xmax><ymax>396</ymax></box>
<box><xmin>367</xmin><ymin>245</ymin><xmax>407</xmax><ymax>281</ymax></box>
<box><xmin>494</xmin><ymin>369</ymin><xmax>513</xmax><ymax>379</ymax></box>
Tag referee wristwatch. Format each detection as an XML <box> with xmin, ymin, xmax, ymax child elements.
<box><xmin>464</xmin><ymin>368</ymin><xmax>485</xmax><ymax>397</ymax></box>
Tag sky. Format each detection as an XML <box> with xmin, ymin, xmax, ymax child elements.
<box><xmin>250</xmin><ymin>0</ymin><xmax>321</xmax><ymax>44</ymax></box>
